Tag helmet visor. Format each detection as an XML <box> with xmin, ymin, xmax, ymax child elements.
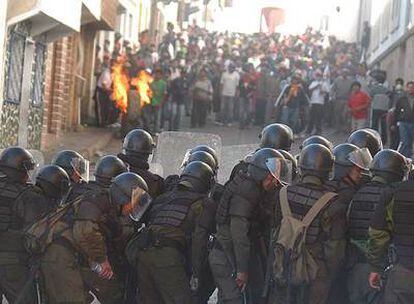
<box><xmin>347</xmin><ymin>148</ymin><xmax>372</xmax><ymax>171</ymax></box>
<box><xmin>404</xmin><ymin>158</ymin><xmax>413</xmax><ymax>181</ymax></box>
<box><xmin>265</xmin><ymin>158</ymin><xmax>292</xmax><ymax>184</ymax></box>
<box><xmin>129</xmin><ymin>187</ymin><xmax>152</xmax><ymax>222</ymax></box>
<box><xmin>70</xmin><ymin>158</ymin><xmax>90</xmax><ymax>182</ymax></box>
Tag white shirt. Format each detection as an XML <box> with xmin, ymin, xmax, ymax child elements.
<box><xmin>308</xmin><ymin>80</ymin><xmax>328</xmax><ymax>105</ymax></box>
<box><xmin>97</xmin><ymin>68</ymin><xmax>111</xmax><ymax>90</ymax></box>
<box><xmin>220</xmin><ymin>71</ymin><xmax>240</xmax><ymax>97</ymax></box>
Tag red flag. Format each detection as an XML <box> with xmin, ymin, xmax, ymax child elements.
<box><xmin>261</xmin><ymin>7</ymin><xmax>285</xmax><ymax>33</ymax></box>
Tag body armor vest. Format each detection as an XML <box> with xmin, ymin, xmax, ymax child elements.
<box><xmin>287</xmin><ymin>183</ymin><xmax>327</xmax><ymax>244</ymax></box>
<box><xmin>150</xmin><ymin>189</ymin><xmax>205</xmax><ymax>228</ymax></box>
<box><xmin>392</xmin><ymin>181</ymin><xmax>414</xmax><ymax>268</ymax></box>
<box><xmin>216</xmin><ymin>171</ymin><xmax>260</xmax><ymax>225</ymax></box>
<box><xmin>348</xmin><ymin>182</ymin><xmax>390</xmax><ymax>240</ymax></box>
<box><xmin>0</xmin><ymin>178</ymin><xmax>29</xmax><ymax>231</ymax></box>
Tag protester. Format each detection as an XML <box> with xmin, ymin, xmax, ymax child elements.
<box><xmin>220</xmin><ymin>62</ymin><xmax>240</xmax><ymax>126</ymax></box>
<box><xmin>191</xmin><ymin>69</ymin><xmax>213</xmax><ymax>128</ymax></box>
<box><xmin>149</xmin><ymin>68</ymin><xmax>167</xmax><ymax>132</ymax></box>
<box><xmin>396</xmin><ymin>81</ymin><xmax>414</xmax><ymax>157</ymax></box>
<box><xmin>348</xmin><ymin>81</ymin><xmax>371</xmax><ymax>131</ymax></box>
<box><xmin>331</xmin><ymin>68</ymin><xmax>353</xmax><ymax>133</ymax></box>
<box><xmin>306</xmin><ymin>70</ymin><xmax>329</xmax><ymax>135</ymax></box>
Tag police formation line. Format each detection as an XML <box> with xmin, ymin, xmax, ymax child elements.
<box><xmin>0</xmin><ymin>125</ymin><xmax>413</xmax><ymax>304</ymax></box>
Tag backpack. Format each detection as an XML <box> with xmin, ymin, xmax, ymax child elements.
<box><xmin>273</xmin><ymin>187</ymin><xmax>337</xmax><ymax>286</ymax></box>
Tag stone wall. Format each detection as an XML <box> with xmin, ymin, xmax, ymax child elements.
<box><xmin>376</xmin><ymin>33</ymin><xmax>414</xmax><ymax>84</ymax></box>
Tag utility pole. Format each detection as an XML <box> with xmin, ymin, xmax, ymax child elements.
<box><xmin>204</xmin><ymin>0</ymin><xmax>209</xmax><ymax>29</ymax></box>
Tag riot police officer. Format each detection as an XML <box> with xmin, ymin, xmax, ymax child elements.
<box><xmin>110</xmin><ymin>172</ymin><xmax>150</xmax><ymax>303</ymax></box>
<box><xmin>52</xmin><ymin>149</ymin><xmax>89</xmax><ymax>201</ymax></box>
<box><xmin>277</xmin><ymin>149</ymin><xmax>298</xmax><ymax>182</ymax></box>
<box><xmin>367</xmin><ymin>169</ymin><xmax>413</xmax><ymax>304</ymax></box>
<box><xmin>31</xmin><ymin>165</ymin><xmax>88</xmax><ymax>304</ymax></box>
<box><xmin>300</xmin><ymin>135</ymin><xmax>333</xmax><ymax>151</ymax></box>
<box><xmin>326</xmin><ymin>144</ymin><xmax>372</xmax><ymax>304</ymax></box>
<box><xmin>230</xmin><ymin>123</ymin><xmax>293</xmax><ymax>180</ymax></box>
<box><xmin>347</xmin><ymin>149</ymin><xmax>406</xmax><ymax>304</ymax></box>
<box><xmin>210</xmin><ymin>148</ymin><xmax>288</xmax><ymax>304</ymax></box>
<box><xmin>260</xmin><ymin>123</ymin><xmax>294</xmax><ymax>151</ymax></box>
<box><xmin>348</xmin><ymin>128</ymin><xmax>383</xmax><ymax>157</ymax></box>
<box><xmin>72</xmin><ymin>155</ymin><xmax>127</xmax><ymax>303</ymax></box>
<box><xmin>190</xmin><ymin>144</ymin><xmax>219</xmax><ymax>167</ymax></box>
<box><xmin>132</xmin><ymin>161</ymin><xmax>215</xmax><ymax>304</ymax></box>
<box><xmin>118</xmin><ymin>128</ymin><xmax>164</xmax><ymax>197</ymax></box>
<box><xmin>0</xmin><ymin>147</ymin><xmax>41</xmax><ymax>303</ymax></box>
<box><xmin>271</xmin><ymin>143</ymin><xmax>346</xmax><ymax>304</ymax></box>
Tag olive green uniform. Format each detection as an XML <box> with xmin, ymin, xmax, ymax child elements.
<box><xmin>0</xmin><ymin>179</ymin><xmax>49</xmax><ymax>304</ymax></box>
<box><xmin>210</xmin><ymin>171</ymin><xmax>270</xmax><ymax>304</ymax></box>
<box><xmin>73</xmin><ymin>182</ymin><xmax>124</xmax><ymax>304</ymax></box>
<box><xmin>271</xmin><ymin>176</ymin><xmax>346</xmax><ymax>304</ymax></box>
<box><xmin>133</xmin><ymin>184</ymin><xmax>207</xmax><ymax>304</ymax></box>
<box><xmin>347</xmin><ymin>176</ymin><xmax>395</xmax><ymax>304</ymax></box>
<box><xmin>368</xmin><ymin>180</ymin><xmax>414</xmax><ymax>304</ymax></box>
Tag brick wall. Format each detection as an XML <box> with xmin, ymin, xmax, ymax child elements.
<box><xmin>41</xmin><ymin>36</ymin><xmax>77</xmax><ymax>150</ymax></box>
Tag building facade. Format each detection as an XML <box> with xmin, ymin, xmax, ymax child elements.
<box><xmin>363</xmin><ymin>0</ymin><xmax>414</xmax><ymax>82</ymax></box>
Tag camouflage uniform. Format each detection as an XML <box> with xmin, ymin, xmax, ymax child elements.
<box><xmin>73</xmin><ymin>181</ymin><xmax>125</xmax><ymax>304</ymax></box>
<box><xmin>0</xmin><ymin>178</ymin><xmax>48</xmax><ymax>303</ymax></box>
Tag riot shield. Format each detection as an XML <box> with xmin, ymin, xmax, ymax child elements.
<box><xmin>153</xmin><ymin>131</ymin><xmax>222</xmax><ymax>178</ymax></box>
<box><xmin>219</xmin><ymin>143</ymin><xmax>257</xmax><ymax>184</ymax></box>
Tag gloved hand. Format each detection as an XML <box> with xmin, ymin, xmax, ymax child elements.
<box><xmin>190</xmin><ymin>275</ymin><xmax>199</xmax><ymax>292</ymax></box>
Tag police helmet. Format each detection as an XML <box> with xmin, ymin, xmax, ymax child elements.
<box><xmin>0</xmin><ymin>147</ymin><xmax>36</xmax><ymax>173</ymax></box>
<box><xmin>259</xmin><ymin>123</ymin><xmax>293</xmax><ymax>151</ymax></box>
<box><xmin>180</xmin><ymin>161</ymin><xmax>215</xmax><ymax>193</ymax></box>
<box><xmin>122</xmin><ymin>129</ymin><xmax>155</xmax><ymax>156</ymax></box>
<box><xmin>300</xmin><ymin>135</ymin><xmax>333</xmax><ymax>151</ymax></box>
<box><xmin>35</xmin><ymin>165</ymin><xmax>70</xmax><ymax>199</ymax></box>
<box><xmin>187</xmin><ymin>151</ymin><xmax>217</xmax><ymax>173</ymax></box>
<box><xmin>51</xmin><ymin>150</ymin><xmax>88</xmax><ymax>180</ymax></box>
<box><xmin>332</xmin><ymin>143</ymin><xmax>360</xmax><ymax>179</ymax></box>
<box><xmin>370</xmin><ymin>149</ymin><xmax>408</xmax><ymax>182</ymax></box>
<box><xmin>348</xmin><ymin>128</ymin><xmax>383</xmax><ymax>156</ymax></box>
<box><xmin>94</xmin><ymin>155</ymin><xmax>127</xmax><ymax>186</ymax></box>
<box><xmin>110</xmin><ymin>172</ymin><xmax>148</xmax><ymax>206</ymax></box>
<box><xmin>299</xmin><ymin>144</ymin><xmax>334</xmax><ymax>179</ymax></box>
<box><xmin>190</xmin><ymin>145</ymin><xmax>218</xmax><ymax>165</ymax></box>
<box><xmin>247</xmin><ymin>148</ymin><xmax>287</xmax><ymax>182</ymax></box>
<box><xmin>277</xmin><ymin>149</ymin><xmax>298</xmax><ymax>181</ymax></box>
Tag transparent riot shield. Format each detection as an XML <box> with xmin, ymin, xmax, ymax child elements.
<box><xmin>219</xmin><ymin>143</ymin><xmax>257</xmax><ymax>184</ymax></box>
<box><xmin>152</xmin><ymin>131</ymin><xmax>222</xmax><ymax>178</ymax></box>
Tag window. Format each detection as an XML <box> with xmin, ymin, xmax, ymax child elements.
<box><xmin>5</xmin><ymin>31</ymin><xmax>26</xmax><ymax>104</ymax></box>
<box><xmin>391</xmin><ymin>0</ymin><xmax>401</xmax><ymax>32</ymax></box>
<box><xmin>31</xmin><ymin>43</ymin><xmax>46</xmax><ymax>106</ymax></box>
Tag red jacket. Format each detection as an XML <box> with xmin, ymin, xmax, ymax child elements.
<box><xmin>348</xmin><ymin>90</ymin><xmax>371</xmax><ymax>119</ymax></box>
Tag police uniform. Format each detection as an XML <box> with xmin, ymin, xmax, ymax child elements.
<box><xmin>73</xmin><ymin>181</ymin><xmax>125</xmax><ymax>303</ymax></box>
<box><xmin>0</xmin><ymin>178</ymin><xmax>49</xmax><ymax>303</ymax></box>
<box><xmin>368</xmin><ymin>180</ymin><xmax>414</xmax><ymax>304</ymax></box>
<box><xmin>347</xmin><ymin>176</ymin><xmax>395</xmax><ymax>304</ymax></box>
<box><xmin>210</xmin><ymin>170</ymin><xmax>268</xmax><ymax>304</ymax></box>
<box><xmin>134</xmin><ymin>183</ymin><xmax>208</xmax><ymax>304</ymax></box>
<box><xmin>40</xmin><ymin>181</ymin><xmax>91</xmax><ymax>304</ymax></box>
<box><xmin>118</xmin><ymin>153</ymin><xmax>164</xmax><ymax>197</ymax></box>
<box><xmin>272</xmin><ymin>175</ymin><xmax>346</xmax><ymax>304</ymax></box>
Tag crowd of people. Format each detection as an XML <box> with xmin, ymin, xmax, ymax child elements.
<box><xmin>93</xmin><ymin>22</ymin><xmax>414</xmax><ymax>160</ymax></box>
<box><xmin>1</xmin><ymin>123</ymin><xmax>414</xmax><ymax>304</ymax></box>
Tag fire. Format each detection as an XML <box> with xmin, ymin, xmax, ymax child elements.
<box><xmin>131</xmin><ymin>70</ymin><xmax>153</xmax><ymax>108</ymax></box>
<box><xmin>111</xmin><ymin>61</ymin><xmax>130</xmax><ymax>113</ymax></box>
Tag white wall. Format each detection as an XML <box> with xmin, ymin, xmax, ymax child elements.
<box><xmin>0</xmin><ymin>0</ymin><xmax>8</xmax><ymax>114</ymax></box>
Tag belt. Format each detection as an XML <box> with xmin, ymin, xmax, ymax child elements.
<box><xmin>150</xmin><ymin>233</ymin><xmax>185</xmax><ymax>254</ymax></box>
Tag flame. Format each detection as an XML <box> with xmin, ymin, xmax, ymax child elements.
<box><xmin>111</xmin><ymin>61</ymin><xmax>130</xmax><ymax>113</ymax></box>
<box><xmin>131</xmin><ymin>70</ymin><xmax>153</xmax><ymax>108</ymax></box>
